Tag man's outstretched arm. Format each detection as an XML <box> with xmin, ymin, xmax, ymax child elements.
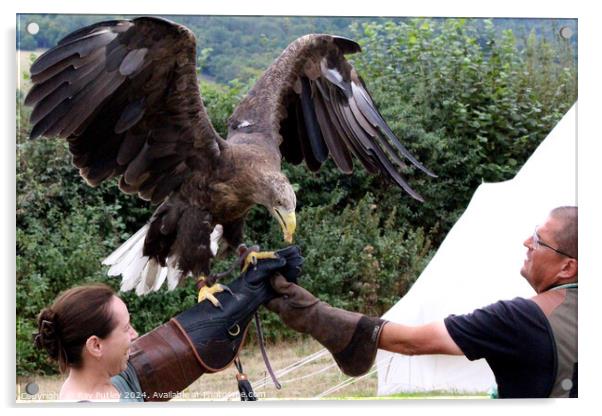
<box><xmin>266</xmin><ymin>273</ymin><xmax>464</xmax><ymax>377</ymax></box>
<box><xmin>378</xmin><ymin>321</ymin><xmax>463</xmax><ymax>356</ymax></box>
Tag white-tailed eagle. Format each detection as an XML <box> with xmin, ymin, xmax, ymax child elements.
<box><xmin>25</xmin><ymin>17</ymin><xmax>435</xmax><ymax>305</ymax></box>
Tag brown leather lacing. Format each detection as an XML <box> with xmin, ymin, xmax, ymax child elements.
<box><xmin>254</xmin><ymin>312</ymin><xmax>281</xmax><ymax>389</ymax></box>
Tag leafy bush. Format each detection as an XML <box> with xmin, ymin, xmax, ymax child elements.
<box><xmin>294</xmin><ymin>194</ymin><xmax>433</xmax><ymax>314</ymax></box>
<box><xmin>16</xmin><ymin>18</ymin><xmax>577</xmax><ymax>374</ymax></box>
<box><xmin>349</xmin><ymin>18</ymin><xmax>577</xmax><ymax>240</ymax></box>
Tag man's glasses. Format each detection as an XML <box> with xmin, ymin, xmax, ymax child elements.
<box><xmin>532</xmin><ymin>229</ymin><xmax>575</xmax><ymax>259</ymax></box>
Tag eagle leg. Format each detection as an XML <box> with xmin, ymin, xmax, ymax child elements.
<box><xmin>240</xmin><ymin>250</ymin><xmax>278</xmax><ymax>273</ymax></box>
<box><xmin>205</xmin><ymin>243</ymin><xmax>276</xmax><ymax>282</ymax></box>
<box><xmin>196</xmin><ymin>275</ymin><xmax>233</xmax><ymax>308</ymax></box>
<box><xmin>197</xmin><ymin>245</ymin><xmax>277</xmax><ymax>307</ymax></box>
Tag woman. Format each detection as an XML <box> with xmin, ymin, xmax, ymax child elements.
<box><xmin>33</xmin><ymin>245</ymin><xmax>303</xmax><ymax>402</ymax></box>
<box><xmin>35</xmin><ymin>284</ymin><xmax>138</xmax><ymax>401</ymax></box>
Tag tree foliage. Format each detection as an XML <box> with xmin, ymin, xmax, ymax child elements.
<box><xmin>16</xmin><ymin>17</ymin><xmax>576</xmax><ymax>375</ymax></box>
<box><xmin>348</xmin><ymin>18</ymin><xmax>576</xmax><ymax>238</ymax></box>
<box><xmin>18</xmin><ymin>14</ymin><xmax>575</xmax><ymax>84</ymax></box>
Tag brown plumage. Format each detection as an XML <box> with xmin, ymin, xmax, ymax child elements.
<box><xmin>25</xmin><ymin>17</ymin><xmax>435</xmax><ymax>295</ymax></box>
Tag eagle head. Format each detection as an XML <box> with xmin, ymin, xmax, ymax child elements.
<box><xmin>258</xmin><ymin>172</ymin><xmax>297</xmax><ymax>243</ymax></box>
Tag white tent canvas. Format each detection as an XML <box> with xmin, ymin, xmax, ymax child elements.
<box><xmin>376</xmin><ymin>104</ymin><xmax>577</xmax><ymax>395</ymax></box>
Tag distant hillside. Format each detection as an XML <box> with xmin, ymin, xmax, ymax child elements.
<box><xmin>17</xmin><ymin>14</ymin><xmax>577</xmax><ymax>84</ymax></box>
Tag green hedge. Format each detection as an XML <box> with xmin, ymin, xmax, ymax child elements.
<box><xmin>16</xmin><ymin>18</ymin><xmax>576</xmax><ymax>375</ymax></box>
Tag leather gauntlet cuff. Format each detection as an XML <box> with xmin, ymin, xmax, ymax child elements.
<box><xmin>332</xmin><ymin>316</ymin><xmax>387</xmax><ymax>377</ymax></box>
<box><xmin>128</xmin><ymin>319</ymin><xmax>208</xmax><ymax>401</ymax></box>
<box><xmin>129</xmin><ymin>304</ymin><xmax>254</xmax><ymax>402</ymax></box>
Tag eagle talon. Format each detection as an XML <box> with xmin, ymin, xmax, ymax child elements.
<box><xmin>225</xmin><ymin>285</ymin><xmax>242</xmax><ymax>302</ymax></box>
<box><xmin>219</xmin><ymin>283</ymin><xmax>234</xmax><ymax>296</ymax></box>
<box><xmin>197</xmin><ymin>275</ymin><xmax>226</xmax><ymax>308</ymax></box>
<box><xmin>241</xmin><ymin>250</ymin><xmax>278</xmax><ymax>273</ymax></box>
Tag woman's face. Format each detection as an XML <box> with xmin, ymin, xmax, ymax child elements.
<box><xmin>100</xmin><ymin>296</ymin><xmax>138</xmax><ymax>375</ymax></box>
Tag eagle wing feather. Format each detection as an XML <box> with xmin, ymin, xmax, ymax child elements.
<box><xmin>228</xmin><ymin>34</ymin><xmax>435</xmax><ymax>201</ymax></box>
<box><xmin>25</xmin><ymin>16</ymin><xmax>224</xmax><ymax>205</ymax></box>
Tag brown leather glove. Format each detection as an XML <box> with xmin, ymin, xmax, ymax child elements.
<box><xmin>266</xmin><ymin>274</ymin><xmax>387</xmax><ymax>377</ymax></box>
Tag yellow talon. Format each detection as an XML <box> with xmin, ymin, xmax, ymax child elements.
<box><xmin>197</xmin><ymin>276</ymin><xmax>225</xmax><ymax>307</ymax></box>
<box><xmin>241</xmin><ymin>251</ymin><xmax>277</xmax><ymax>273</ymax></box>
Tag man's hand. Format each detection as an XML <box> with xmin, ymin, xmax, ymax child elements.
<box><xmin>265</xmin><ymin>273</ymin><xmax>386</xmax><ymax>377</ymax></box>
<box><xmin>266</xmin><ymin>274</ymin><xmax>320</xmax><ymax>333</ymax></box>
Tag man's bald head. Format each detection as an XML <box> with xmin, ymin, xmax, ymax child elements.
<box><xmin>549</xmin><ymin>206</ymin><xmax>578</xmax><ymax>260</ymax></box>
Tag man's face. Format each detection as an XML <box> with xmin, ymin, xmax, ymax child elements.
<box><xmin>99</xmin><ymin>296</ymin><xmax>138</xmax><ymax>376</ymax></box>
<box><xmin>521</xmin><ymin>215</ymin><xmax>569</xmax><ymax>293</ymax></box>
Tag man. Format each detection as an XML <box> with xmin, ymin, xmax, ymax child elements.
<box><xmin>266</xmin><ymin>206</ymin><xmax>578</xmax><ymax>398</ymax></box>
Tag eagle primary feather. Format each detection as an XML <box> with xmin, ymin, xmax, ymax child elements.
<box><xmin>26</xmin><ymin>17</ymin><xmax>435</xmax><ymax>295</ymax></box>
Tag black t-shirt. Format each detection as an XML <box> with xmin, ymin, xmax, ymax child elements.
<box><xmin>444</xmin><ymin>297</ymin><xmax>556</xmax><ymax>398</ymax></box>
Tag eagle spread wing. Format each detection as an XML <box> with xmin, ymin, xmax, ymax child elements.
<box><xmin>25</xmin><ymin>16</ymin><xmax>223</xmax><ymax>205</ymax></box>
<box><xmin>228</xmin><ymin>34</ymin><xmax>436</xmax><ymax>201</ymax></box>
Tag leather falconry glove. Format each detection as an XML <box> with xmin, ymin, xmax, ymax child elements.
<box><xmin>127</xmin><ymin>245</ymin><xmax>302</xmax><ymax>401</ymax></box>
<box><xmin>266</xmin><ymin>273</ymin><xmax>387</xmax><ymax>377</ymax></box>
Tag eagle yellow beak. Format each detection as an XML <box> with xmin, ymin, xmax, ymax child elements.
<box><xmin>274</xmin><ymin>208</ymin><xmax>296</xmax><ymax>243</ymax></box>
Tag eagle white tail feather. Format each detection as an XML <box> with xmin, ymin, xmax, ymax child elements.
<box><xmin>106</xmin><ymin>234</ymin><xmax>146</xmax><ymax>277</ymax></box>
<box><xmin>102</xmin><ymin>223</ymin><xmax>224</xmax><ymax>295</ymax></box>
<box><xmin>136</xmin><ymin>259</ymin><xmax>159</xmax><ymax>296</ymax></box>
<box><xmin>102</xmin><ymin>224</ymin><xmax>159</xmax><ymax>295</ymax></box>
<box><xmin>120</xmin><ymin>255</ymin><xmax>149</xmax><ymax>292</ymax></box>
<box><xmin>166</xmin><ymin>257</ymin><xmax>182</xmax><ymax>290</ymax></box>
<box><xmin>144</xmin><ymin>259</ymin><xmax>159</xmax><ymax>289</ymax></box>
<box><xmin>102</xmin><ymin>224</ymin><xmax>149</xmax><ymax>266</ymax></box>
<box><xmin>152</xmin><ymin>267</ymin><xmax>169</xmax><ymax>292</ymax></box>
